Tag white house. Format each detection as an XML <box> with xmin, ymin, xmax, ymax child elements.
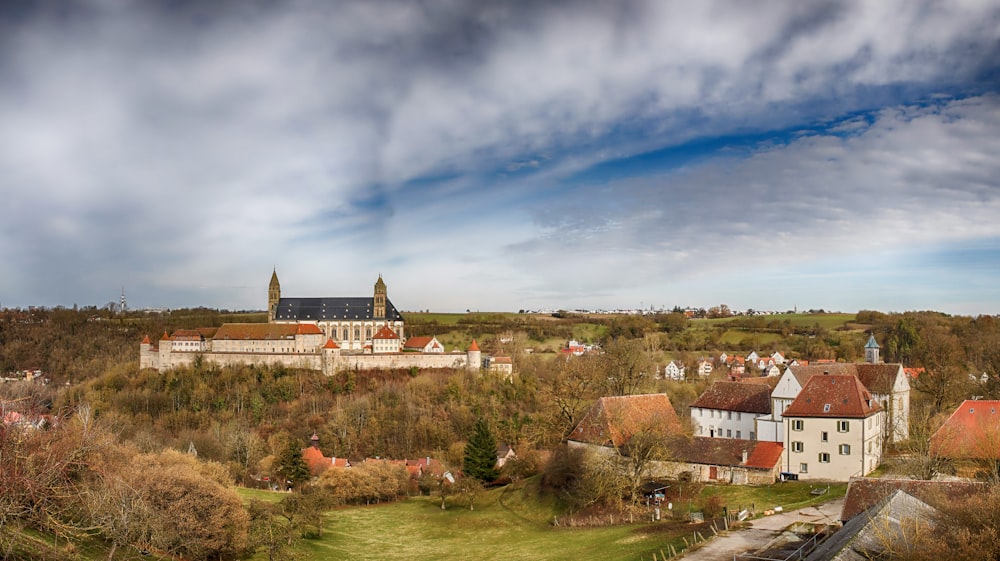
<box><xmin>782</xmin><ymin>374</ymin><xmax>885</xmax><ymax>481</ymax></box>
<box><xmin>690</xmin><ymin>381</ymin><xmax>772</xmax><ymax>440</ymax></box>
<box><xmin>663</xmin><ymin>361</ymin><xmax>686</xmax><ymax>380</ymax></box>
<box><xmin>403</xmin><ymin>336</ymin><xmax>445</xmax><ymax>353</ymax></box>
<box><xmin>696</xmin><ymin>359</ymin><xmax>713</xmax><ymax>377</ymax></box>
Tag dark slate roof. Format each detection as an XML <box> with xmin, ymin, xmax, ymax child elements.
<box><xmin>840</xmin><ymin>478</ymin><xmax>984</xmax><ymax>522</ymax></box>
<box><xmin>273</xmin><ymin>297</ymin><xmax>403</xmax><ymax>322</ymax></box>
<box><xmin>690</xmin><ymin>381</ymin><xmax>772</xmax><ymax>414</ymax></box>
<box><xmin>806</xmin><ymin>490</ymin><xmax>935</xmax><ymax>561</ymax></box>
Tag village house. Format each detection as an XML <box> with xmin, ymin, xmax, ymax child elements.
<box><xmin>402</xmin><ymin>336</ymin><xmax>444</xmax><ymax>353</ymax></box>
<box><xmin>755</xmin><ymin>336</ymin><xmax>909</xmax><ymax>444</ymax></box>
<box><xmin>568</xmin><ymin>394</ymin><xmax>783</xmax><ymax>485</ymax></box>
<box><xmin>689</xmin><ymin>381</ymin><xmax>771</xmax><ymax>440</ymax></box>
<box><xmin>930</xmin><ymin>399</ymin><xmax>1000</xmax><ymax>473</ymax></box>
<box><xmin>782</xmin><ymin>375</ymin><xmax>885</xmax><ymax>481</ymax></box>
<box><xmin>301</xmin><ymin>433</ymin><xmax>351</xmax><ymax>476</ymax></box>
<box><xmin>663</xmin><ymin>361</ymin><xmax>685</xmax><ymax>380</ymax></box>
<box><xmin>696</xmin><ymin>358</ymin><xmax>713</xmax><ymax>377</ymax></box>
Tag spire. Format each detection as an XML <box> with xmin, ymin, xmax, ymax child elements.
<box><xmin>269</xmin><ymin>268</ymin><xmax>280</xmax><ymax>289</ymax></box>
<box><xmin>865</xmin><ymin>334</ymin><xmax>880</xmax><ymax>364</ymax></box>
<box><xmin>468</xmin><ymin>339</ymin><xmax>480</xmax><ymax>352</ymax></box>
<box><xmin>865</xmin><ymin>335</ymin><xmax>880</xmax><ymax>349</ymax></box>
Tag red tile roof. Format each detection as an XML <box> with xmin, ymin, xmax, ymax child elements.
<box><xmin>141</xmin><ymin>334</ymin><xmax>151</xmax><ymax>344</ymax></box>
<box><xmin>373</xmin><ymin>325</ymin><xmax>399</xmax><ymax>339</ymax></box>
<box><xmin>570</xmin><ymin>394</ymin><xmax>682</xmax><ymax>447</ymax></box>
<box><xmin>296</xmin><ymin>323</ymin><xmax>323</xmax><ymax>335</ymax></box>
<box><xmin>170</xmin><ymin>328</ymin><xmax>206</xmax><ymax>340</ymax></box>
<box><xmin>665</xmin><ymin>437</ymin><xmax>781</xmax><ymax>470</ymax></box>
<box><xmin>930</xmin><ymin>400</ymin><xmax>1000</xmax><ymax>459</ymax></box>
<box><xmin>690</xmin><ymin>382</ymin><xmax>771</xmax><ymax>414</ymax></box>
<box><xmin>468</xmin><ymin>339</ymin><xmax>480</xmax><ymax>352</ymax></box>
<box><xmin>404</xmin><ymin>336</ymin><xmax>433</xmax><ymax>349</ymax></box>
<box><xmin>788</xmin><ymin>363</ymin><xmax>905</xmax><ymax>395</ymax></box>
<box><xmin>323</xmin><ymin>338</ymin><xmax>339</xmax><ymax>349</ymax></box>
<box><xmin>782</xmin><ymin>375</ymin><xmax>881</xmax><ymax>418</ymax></box>
<box><xmin>213</xmin><ymin>323</ymin><xmax>301</xmax><ymax>340</ymax></box>
<box><xmin>745</xmin><ymin>441</ymin><xmax>784</xmax><ymax>470</ymax></box>
<box><xmin>160</xmin><ymin>331</ymin><xmax>171</xmax><ymax>341</ymax></box>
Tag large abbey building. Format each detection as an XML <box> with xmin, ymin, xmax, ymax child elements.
<box><xmin>139</xmin><ymin>271</ymin><xmax>483</xmax><ymax>374</ymax></box>
<box><xmin>267</xmin><ymin>270</ymin><xmax>406</xmax><ymax>351</ymax></box>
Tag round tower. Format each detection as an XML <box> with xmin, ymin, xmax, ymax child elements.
<box><xmin>268</xmin><ymin>269</ymin><xmax>281</xmax><ymax>323</ymax></box>
<box><xmin>373</xmin><ymin>274</ymin><xmax>387</xmax><ymax>319</ymax></box>
<box><xmin>467</xmin><ymin>339</ymin><xmax>482</xmax><ymax>371</ymax></box>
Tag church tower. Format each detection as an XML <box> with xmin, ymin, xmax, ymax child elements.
<box><xmin>374</xmin><ymin>275</ymin><xmax>387</xmax><ymax>319</ymax></box>
<box><xmin>865</xmin><ymin>334</ymin><xmax>880</xmax><ymax>364</ymax></box>
<box><xmin>268</xmin><ymin>269</ymin><xmax>281</xmax><ymax>323</ymax></box>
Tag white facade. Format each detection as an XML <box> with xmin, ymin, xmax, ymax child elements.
<box><xmin>783</xmin><ymin>413</ymin><xmax>884</xmax><ymax>480</ymax></box>
<box><xmin>690</xmin><ymin>407</ymin><xmax>759</xmax><ymax>440</ymax></box>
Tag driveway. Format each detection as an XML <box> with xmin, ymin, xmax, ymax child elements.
<box><xmin>677</xmin><ymin>498</ymin><xmax>844</xmax><ymax>561</ymax></box>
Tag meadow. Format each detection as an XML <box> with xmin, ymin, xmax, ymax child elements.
<box><xmin>240</xmin><ymin>478</ymin><xmax>846</xmax><ymax>561</ymax></box>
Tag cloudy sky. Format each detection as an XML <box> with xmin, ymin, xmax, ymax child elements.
<box><xmin>2</xmin><ymin>0</ymin><xmax>1000</xmax><ymax>315</ymax></box>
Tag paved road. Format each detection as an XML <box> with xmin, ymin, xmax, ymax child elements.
<box><xmin>677</xmin><ymin>498</ymin><xmax>845</xmax><ymax>561</ymax></box>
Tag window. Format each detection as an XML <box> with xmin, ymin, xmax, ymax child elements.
<box><xmin>699</xmin><ymin>409</ymin><xmax>703</xmax><ymax>417</ymax></box>
<box><xmin>792</xmin><ymin>420</ymin><xmax>804</xmax><ymax>431</ymax></box>
<box><xmin>800</xmin><ymin>463</ymin><xmax>808</xmax><ymax>473</ymax></box>
<box><xmin>819</xmin><ymin>453</ymin><xmax>831</xmax><ymax>463</ymax></box>
<box><xmin>736</xmin><ymin>430</ymin><xmax>742</xmax><ymax>439</ymax></box>
<box><xmin>823</xmin><ymin>403</ymin><xmax>831</xmax><ymax>412</ymax></box>
<box><xmin>839</xmin><ymin>444</ymin><xmax>851</xmax><ymax>455</ymax></box>
<box><xmin>726</xmin><ymin>429</ymin><xmax>732</xmax><ymax>437</ymax></box>
<box><xmin>750</xmin><ymin>431</ymin><xmax>756</xmax><ymax>440</ymax></box>
<box><xmin>791</xmin><ymin>441</ymin><xmax>804</xmax><ymax>453</ymax></box>
<box><xmin>737</xmin><ymin>412</ymin><xmax>742</xmax><ymax>420</ymax></box>
<box><xmin>727</xmin><ymin>411</ymin><xmax>732</xmax><ymax>420</ymax></box>
<box><xmin>821</xmin><ymin>431</ymin><xmax>828</xmax><ymax>442</ymax></box>
<box><xmin>837</xmin><ymin>420</ymin><xmax>850</xmax><ymax>432</ymax></box>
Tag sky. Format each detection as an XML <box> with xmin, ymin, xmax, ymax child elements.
<box><xmin>2</xmin><ymin>0</ymin><xmax>1000</xmax><ymax>315</ymax></box>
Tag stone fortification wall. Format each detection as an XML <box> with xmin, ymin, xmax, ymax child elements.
<box><xmin>143</xmin><ymin>347</ymin><xmax>474</xmax><ymax>374</ymax></box>
<box><xmin>335</xmin><ymin>352</ymin><xmax>469</xmax><ymax>372</ymax></box>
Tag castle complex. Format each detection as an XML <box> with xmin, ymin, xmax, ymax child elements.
<box><xmin>139</xmin><ymin>272</ymin><xmax>482</xmax><ymax>374</ymax></box>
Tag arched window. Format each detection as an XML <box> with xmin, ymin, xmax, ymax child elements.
<box><xmin>354</xmin><ymin>328</ymin><xmax>360</xmax><ymax>340</ymax></box>
<box><xmin>343</xmin><ymin>328</ymin><xmax>348</xmax><ymax>340</ymax></box>
<box><xmin>366</xmin><ymin>328</ymin><xmax>372</xmax><ymax>339</ymax></box>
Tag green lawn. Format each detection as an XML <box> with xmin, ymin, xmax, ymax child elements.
<box><xmin>243</xmin><ymin>478</ymin><xmax>845</xmax><ymax>561</ymax></box>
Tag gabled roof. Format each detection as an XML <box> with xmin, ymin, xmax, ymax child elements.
<box><xmin>372</xmin><ymin>325</ymin><xmax>399</xmax><ymax>339</ymax></box>
<box><xmin>214</xmin><ymin>323</ymin><xmax>305</xmax><ymax>340</ymax></box>
<box><xmin>274</xmin><ymin>297</ymin><xmax>403</xmax><ymax>321</ymax></box>
<box><xmin>785</xmin><ymin>363</ymin><xmax>904</xmax><ymax>395</ymax></box>
<box><xmin>664</xmin><ymin>437</ymin><xmax>782</xmax><ymax>471</ymax></box>
<box><xmin>690</xmin><ymin>382</ymin><xmax>771</xmax><ymax>414</ymax></box>
<box><xmin>782</xmin><ymin>375</ymin><xmax>881</xmax><ymax>418</ymax></box>
<box><xmin>807</xmin><ymin>490</ymin><xmax>934</xmax><ymax>561</ymax></box>
<box><xmin>840</xmin><ymin>478</ymin><xmax>984</xmax><ymax>522</ymax></box>
<box><xmin>569</xmin><ymin>394</ymin><xmax>682</xmax><ymax>447</ymax></box>
<box><xmin>171</xmin><ymin>329</ymin><xmax>206</xmax><ymax>341</ymax></box>
<box><xmin>742</xmin><ymin>376</ymin><xmax>781</xmax><ymax>390</ymax></box>
<box><xmin>745</xmin><ymin>441</ymin><xmax>784</xmax><ymax>470</ymax></box>
<box><xmin>930</xmin><ymin>399</ymin><xmax>1000</xmax><ymax>459</ymax></box>
<box><xmin>403</xmin><ymin>336</ymin><xmax>434</xmax><ymax>349</ymax></box>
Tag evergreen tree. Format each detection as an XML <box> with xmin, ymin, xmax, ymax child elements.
<box><xmin>463</xmin><ymin>419</ymin><xmax>499</xmax><ymax>483</ymax></box>
<box><xmin>275</xmin><ymin>438</ymin><xmax>311</xmax><ymax>490</ymax></box>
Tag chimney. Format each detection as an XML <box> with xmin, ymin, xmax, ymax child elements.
<box><xmin>741</xmin><ymin>449</ymin><xmax>748</xmax><ymax>464</ymax></box>
<box><xmin>823</xmin><ymin>370</ymin><xmax>829</xmax><ymax>375</ymax></box>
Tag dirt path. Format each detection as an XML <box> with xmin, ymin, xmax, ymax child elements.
<box><xmin>677</xmin><ymin>498</ymin><xmax>844</xmax><ymax>561</ymax></box>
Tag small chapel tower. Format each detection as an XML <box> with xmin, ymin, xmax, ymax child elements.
<box><xmin>865</xmin><ymin>334</ymin><xmax>880</xmax><ymax>364</ymax></box>
<box><xmin>268</xmin><ymin>269</ymin><xmax>281</xmax><ymax>323</ymax></box>
<box><xmin>373</xmin><ymin>275</ymin><xmax>387</xmax><ymax>319</ymax></box>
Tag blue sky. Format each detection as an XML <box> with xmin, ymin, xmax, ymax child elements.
<box><xmin>2</xmin><ymin>0</ymin><xmax>1000</xmax><ymax>315</ymax></box>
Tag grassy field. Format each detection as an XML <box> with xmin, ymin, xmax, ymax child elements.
<box><xmin>240</xmin><ymin>479</ymin><xmax>845</xmax><ymax>561</ymax></box>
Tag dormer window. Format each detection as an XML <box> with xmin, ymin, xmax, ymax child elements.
<box><xmin>823</xmin><ymin>404</ymin><xmax>831</xmax><ymax>412</ymax></box>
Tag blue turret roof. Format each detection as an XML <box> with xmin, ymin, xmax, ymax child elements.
<box><xmin>865</xmin><ymin>335</ymin><xmax>880</xmax><ymax>349</ymax></box>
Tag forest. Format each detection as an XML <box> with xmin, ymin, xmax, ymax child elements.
<box><xmin>4</xmin><ymin>306</ymin><xmax>1000</xmax><ymax>559</ymax></box>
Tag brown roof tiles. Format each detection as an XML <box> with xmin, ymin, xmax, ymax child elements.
<box><xmin>690</xmin><ymin>382</ymin><xmax>772</xmax><ymax>414</ymax></box>
<box><xmin>570</xmin><ymin>394</ymin><xmax>683</xmax><ymax>447</ymax></box>
<box><xmin>782</xmin><ymin>375</ymin><xmax>881</xmax><ymax>418</ymax></box>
